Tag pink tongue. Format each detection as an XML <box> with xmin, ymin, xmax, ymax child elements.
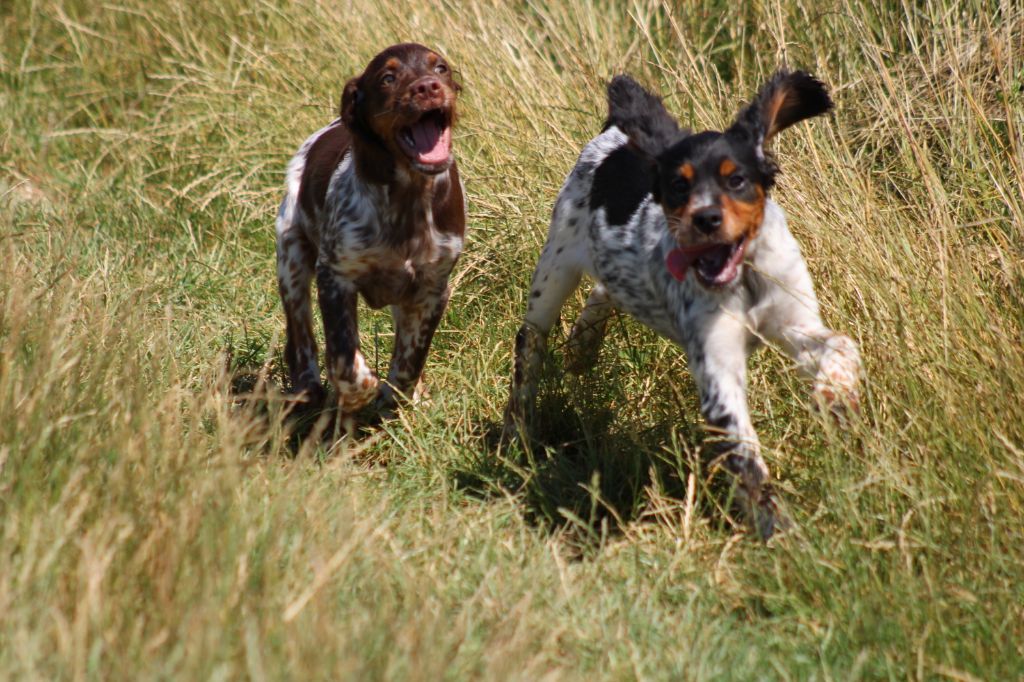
<box><xmin>410</xmin><ymin>119</ymin><xmax>449</xmax><ymax>163</ymax></box>
<box><xmin>667</xmin><ymin>248</ymin><xmax>699</xmax><ymax>281</ymax></box>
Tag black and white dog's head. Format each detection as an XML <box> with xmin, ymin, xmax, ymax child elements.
<box><xmin>605</xmin><ymin>72</ymin><xmax>832</xmax><ymax>287</ymax></box>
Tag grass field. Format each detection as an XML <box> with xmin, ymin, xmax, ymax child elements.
<box><xmin>2</xmin><ymin>0</ymin><xmax>1023</xmax><ymax>678</ymax></box>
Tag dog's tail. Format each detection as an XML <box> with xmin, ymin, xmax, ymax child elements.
<box><xmin>604</xmin><ymin>75</ymin><xmax>685</xmax><ymax>157</ymax></box>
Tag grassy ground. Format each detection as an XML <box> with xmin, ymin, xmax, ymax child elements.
<box><xmin>2</xmin><ymin>0</ymin><xmax>1023</xmax><ymax>678</ymax></box>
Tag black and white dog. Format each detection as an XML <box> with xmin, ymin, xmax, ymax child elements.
<box><xmin>504</xmin><ymin>72</ymin><xmax>861</xmax><ymax>539</ymax></box>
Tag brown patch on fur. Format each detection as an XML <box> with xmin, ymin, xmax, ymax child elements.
<box><xmin>355</xmin><ymin>260</ymin><xmax>416</xmax><ymax>309</ymax></box>
<box><xmin>299</xmin><ymin>124</ymin><xmax>351</xmax><ymax>216</ymax></box>
<box><xmin>432</xmin><ymin>163</ymin><xmax>465</xmax><ymax>238</ymax></box>
<box><xmin>679</xmin><ymin>163</ymin><xmax>695</xmax><ymax>181</ymax></box>
<box><xmin>719</xmin><ymin>158</ymin><xmax>737</xmax><ymax>177</ymax></box>
<box><xmin>763</xmin><ymin>90</ymin><xmax>789</xmax><ymax>138</ymax></box>
<box><xmin>721</xmin><ymin>185</ymin><xmax>765</xmax><ymax>241</ymax></box>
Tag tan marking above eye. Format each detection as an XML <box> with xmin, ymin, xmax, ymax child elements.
<box><xmin>384</xmin><ymin>58</ymin><xmax>402</xmax><ymax>70</ymax></box>
<box><xmin>679</xmin><ymin>164</ymin><xmax>695</xmax><ymax>181</ymax></box>
<box><xmin>719</xmin><ymin>158</ymin><xmax>737</xmax><ymax>177</ymax></box>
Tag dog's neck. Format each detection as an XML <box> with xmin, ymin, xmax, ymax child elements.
<box><xmin>349</xmin><ymin>131</ymin><xmax>397</xmax><ymax>186</ymax></box>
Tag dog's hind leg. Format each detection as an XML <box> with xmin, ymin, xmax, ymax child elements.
<box><xmin>503</xmin><ymin>209</ymin><xmax>586</xmax><ymax>438</ymax></box>
<box><xmin>565</xmin><ymin>284</ymin><xmax>615</xmax><ymax>374</ymax></box>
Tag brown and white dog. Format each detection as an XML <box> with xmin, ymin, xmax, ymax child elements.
<box><xmin>275</xmin><ymin>44</ymin><xmax>464</xmax><ymax>426</ymax></box>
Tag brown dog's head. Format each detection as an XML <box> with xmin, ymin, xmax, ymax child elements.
<box><xmin>341</xmin><ymin>43</ymin><xmax>460</xmax><ymax>176</ymax></box>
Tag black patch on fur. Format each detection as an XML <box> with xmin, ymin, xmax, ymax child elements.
<box><xmin>590</xmin><ymin>145</ymin><xmax>654</xmax><ymax>226</ymax></box>
<box><xmin>513</xmin><ymin>326</ymin><xmax>527</xmax><ymax>385</ymax></box>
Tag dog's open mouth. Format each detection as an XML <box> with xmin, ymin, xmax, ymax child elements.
<box><xmin>666</xmin><ymin>237</ymin><xmax>747</xmax><ymax>287</ymax></box>
<box><xmin>397</xmin><ymin>108</ymin><xmax>452</xmax><ymax>172</ymax></box>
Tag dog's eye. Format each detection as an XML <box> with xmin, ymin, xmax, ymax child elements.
<box><xmin>435</xmin><ymin>63</ymin><xmax>448</xmax><ymax>75</ymax></box>
<box><xmin>726</xmin><ymin>173</ymin><xmax>746</xmax><ymax>190</ymax></box>
<box><xmin>669</xmin><ymin>177</ymin><xmax>690</xmax><ymax>197</ymax></box>
<box><xmin>381</xmin><ymin>73</ymin><xmax>396</xmax><ymax>86</ymax></box>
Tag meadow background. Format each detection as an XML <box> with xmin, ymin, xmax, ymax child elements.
<box><xmin>2</xmin><ymin>0</ymin><xmax>1023</xmax><ymax>678</ymax></box>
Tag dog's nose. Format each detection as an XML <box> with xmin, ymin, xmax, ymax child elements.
<box><xmin>411</xmin><ymin>77</ymin><xmax>443</xmax><ymax>100</ymax></box>
<box><xmin>692</xmin><ymin>208</ymin><xmax>723</xmax><ymax>235</ymax></box>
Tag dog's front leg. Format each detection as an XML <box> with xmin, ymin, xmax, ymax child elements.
<box><xmin>753</xmin><ymin>278</ymin><xmax>862</xmax><ymax>416</ymax></box>
<box><xmin>276</xmin><ymin>228</ymin><xmax>322</xmax><ymax>403</ymax></box>
<box><xmin>687</xmin><ymin>315</ymin><xmax>784</xmax><ymax>539</ymax></box>
<box><xmin>316</xmin><ymin>264</ymin><xmax>378</xmax><ymax>421</ymax></box>
<box><xmin>377</xmin><ymin>282</ymin><xmax>451</xmax><ymax>414</ymax></box>
<box><xmin>779</xmin><ymin>326</ymin><xmax>861</xmax><ymax>417</ymax></box>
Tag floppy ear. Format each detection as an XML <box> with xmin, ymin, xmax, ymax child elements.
<box><xmin>604</xmin><ymin>74</ymin><xmax>688</xmax><ymax>202</ymax></box>
<box><xmin>339</xmin><ymin>77</ymin><xmax>362</xmax><ymax>126</ymax></box>
<box><xmin>727</xmin><ymin>70</ymin><xmax>833</xmax><ymax>157</ymax></box>
<box><xmin>605</xmin><ymin>74</ymin><xmax>684</xmax><ymax>159</ymax></box>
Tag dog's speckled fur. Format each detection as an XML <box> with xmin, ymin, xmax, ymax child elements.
<box><xmin>504</xmin><ymin>72</ymin><xmax>861</xmax><ymax>539</ymax></box>
<box><xmin>276</xmin><ymin>44</ymin><xmax>464</xmax><ymax>425</ymax></box>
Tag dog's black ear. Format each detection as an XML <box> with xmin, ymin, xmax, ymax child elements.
<box><xmin>605</xmin><ymin>75</ymin><xmax>687</xmax><ymax>202</ymax></box>
<box><xmin>340</xmin><ymin>77</ymin><xmax>362</xmax><ymax>126</ymax></box>
<box><xmin>727</xmin><ymin>70</ymin><xmax>832</xmax><ymax>157</ymax></box>
<box><xmin>605</xmin><ymin>74</ymin><xmax>684</xmax><ymax>159</ymax></box>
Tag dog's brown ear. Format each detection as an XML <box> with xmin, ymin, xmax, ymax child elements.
<box><xmin>340</xmin><ymin>77</ymin><xmax>362</xmax><ymax>125</ymax></box>
<box><xmin>728</xmin><ymin>70</ymin><xmax>832</xmax><ymax>157</ymax></box>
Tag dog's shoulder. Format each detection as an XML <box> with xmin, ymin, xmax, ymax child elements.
<box><xmin>297</xmin><ymin>120</ymin><xmax>352</xmax><ymax>218</ymax></box>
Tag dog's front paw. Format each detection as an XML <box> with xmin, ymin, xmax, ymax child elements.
<box><xmin>735</xmin><ymin>483</ymin><xmax>792</xmax><ymax>541</ymax></box>
<box><xmin>285</xmin><ymin>382</ymin><xmax>326</xmax><ymax>413</ymax></box>
<box><xmin>334</xmin><ymin>354</ymin><xmax>379</xmax><ymax>414</ymax></box>
<box><xmin>814</xmin><ymin>334</ymin><xmax>861</xmax><ymax>418</ymax></box>
<box><xmin>337</xmin><ymin>377</ymin><xmax>378</xmax><ymax>413</ymax></box>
